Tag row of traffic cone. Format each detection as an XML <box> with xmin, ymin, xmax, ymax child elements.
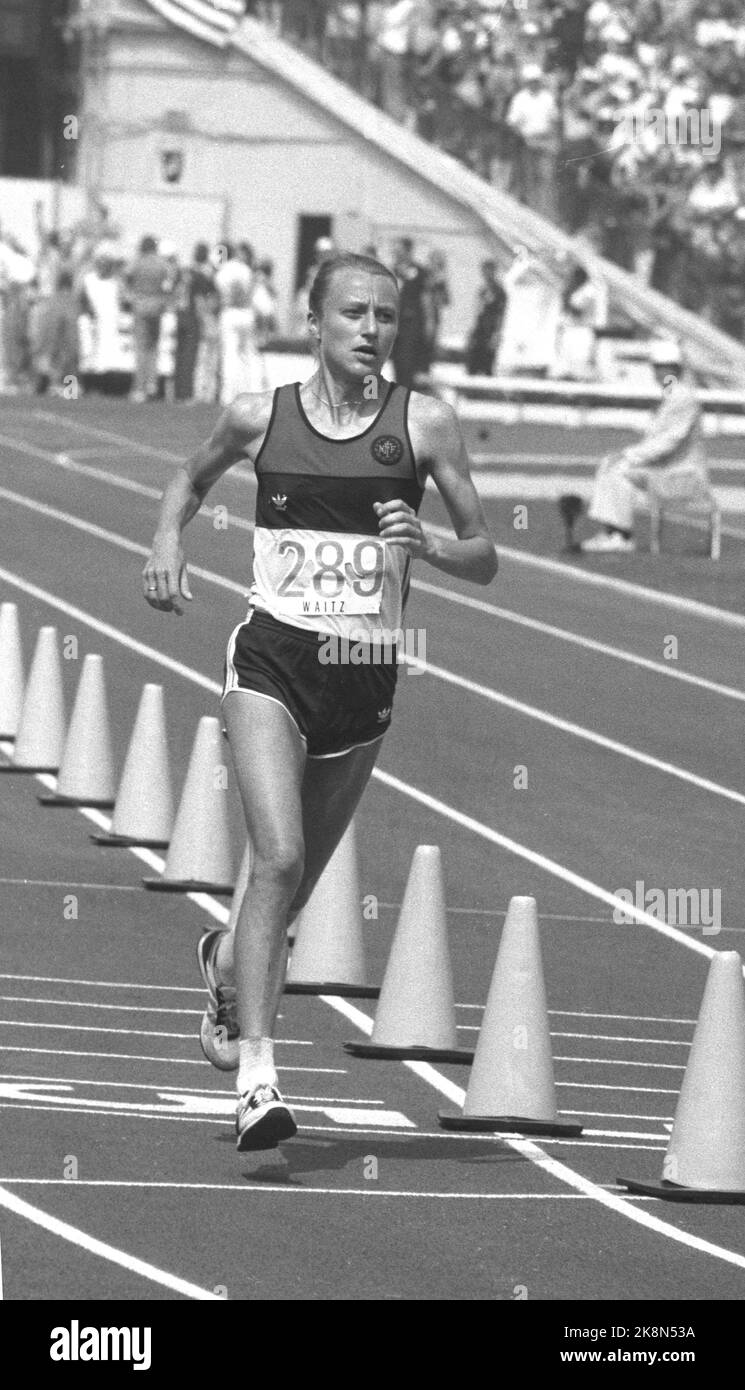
<box><xmin>288</xmin><ymin>831</ymin><xmax>745</xmax><ymax>1200</ymax></box>
<box><xmin>4</xmin><ymin>604</ymin><xmax>745</xmax><ymax>1200</ymax></box>
<box><xmin>0</xmin><ymin>606</ymin><xmax>233</xmax><ymax>891</ymax></box>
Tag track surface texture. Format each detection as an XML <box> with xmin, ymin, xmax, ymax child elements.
<box><xmin>1</xmin><ymin>394</ymin><xmax>744</xmax><ymax>1323</ymax></box>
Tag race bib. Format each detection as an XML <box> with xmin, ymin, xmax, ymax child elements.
<box><xmin>272</xmin><ymin>534</ymin><xmax>386</xmax><ymax>617</ymax></box>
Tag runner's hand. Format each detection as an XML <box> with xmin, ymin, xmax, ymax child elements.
<box><xmin>142</xmin><ymin>534</ymin><xmax>193</xmax><ymax>615</ymax></box>
<box><xmin>374</xmin><ymin>499</ymin><xmax>433</xmax><ymax>559</ymax></box>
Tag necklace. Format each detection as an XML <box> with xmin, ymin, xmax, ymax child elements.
<box><xmin>308</xmin><ymin>384</ymin><xmax>372</xmax><ymax>410</ymax></box>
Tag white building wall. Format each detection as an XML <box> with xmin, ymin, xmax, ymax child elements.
<box><xmin>77</xmin><ymin>10</ymin><xmax>497</xmax><ymax>339</ymax></box>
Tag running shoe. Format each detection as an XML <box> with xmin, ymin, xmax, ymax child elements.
<box><xmin>236</xmin><ymin>1084</ymin><xmax>297</xmax><ymax>1151</ymax></box>
<box><xmin>196</xmin><ymin>929</ymin><xmax>239</xmax><ymax>1071</ymax></box>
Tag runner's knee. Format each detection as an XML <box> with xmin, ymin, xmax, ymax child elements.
<box><xmin>251</xmin><ymin>840</ymin><xmax>305</xmax><ymax>895</ymax></box>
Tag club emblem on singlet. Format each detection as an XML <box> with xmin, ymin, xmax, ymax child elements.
<box><xmin>371</xmin><ymin>434</ymin><xmax>404</xmax><ymax>466</ymax></box>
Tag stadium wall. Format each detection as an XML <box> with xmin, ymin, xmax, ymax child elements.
<box><xmin>75</xmin><ymin>0</ymin><xmax>498</xmax><ymax>338</ymax></box>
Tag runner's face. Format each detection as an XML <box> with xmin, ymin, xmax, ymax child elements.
<box><xmin>313</xmin><ymin>271</ymin><xmax>399</xmax><ymax>382</ymax></box>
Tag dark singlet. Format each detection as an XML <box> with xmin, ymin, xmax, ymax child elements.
<box><xmin>248</xmin><ymin>380</ymin><xmax>424</xmax><ymax>639</ymax></box>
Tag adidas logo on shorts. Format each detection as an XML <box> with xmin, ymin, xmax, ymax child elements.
<box><xmin>377</xmin><ymin>706</ymin><xmax>391</xmax><ymax>722</ymax></box>
<box><xmin>271</xmin><ymin>493</ymin><xmax>287</xmax><ymax>511</ymax></box>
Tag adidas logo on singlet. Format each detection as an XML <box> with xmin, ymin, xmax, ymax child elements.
<box><xmin>377</xmin><ymin>707</ymin><xmax>391</xmax><ymax>722</ymax></box>
<box><xmin>271</xmin><ymin>493</ymin><xmax>287</xmax><ymax>511</ymax></box>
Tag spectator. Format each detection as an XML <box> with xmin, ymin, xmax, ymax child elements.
<box><xmin>80</xmin><ymin>244</ymin><xmax>126</xmax><ymax>382</ymax></box>
<box><xmin>688</xmin><ymin>159</ymin><xmax>739</xmax><ymax>220</ymax></box>
<box><xmin>506</xmin><ymin>64</ymin><xmax>560</xmax><ymax>220</ymax></box>
<box><xmin>174</xmin><ymin>242</ymin><xmax>214</xmax><ymax>402</ymax></box>
<box><xmin>125</xmin><ymin>234</ymin><xmax>170</xmax><ymax>402</ymax></box>
<box><xmin>193</xmin><ymin>279</ymin><xmax>221</xmax><ymax>404</ymax></box>
<box><xmin>554</xmin><ymin>264</ymin><xmax>608</xmax><ymax>379</ymax></box>
<box><xmin>46</xmin><ymin>266</ymin><xmax>80</xmax><ymax>395</ymax></box>
<box><xmin>376</xmin><ymin>0</ymin><xmax>432</xmax><ymax>126</ymax></box>
<box><xmin>391</xmin><ymin>235</ymin><xmax>434</xmax><ymax>386</ymax></box>
<box><xmin>214</xmin><ymin>241</ymin><xmax>263</xmax><ymax>402</ymax></box>
<box><xmin>465</xmin><ymin>258</ymin><xmax>507</xmax><ymax>375</ymax></box>
<box><xmin>425</xmin><ymin>246</ymin><xmax>450</xmax><ymax>356</ymax></box>
<box><xmin>581</xmin><ymin>341</ymin><xmax>711</xmax><ymax>552</ymax></box>
<box><xmin>252</xmin><ymin>257</ymin><xmax>279</xmax><ymax>344</ymax></box>
<box><xmin>497</xmin><ymin>248</ymin><xmax>564</xmax><ymax>376</ymax></box>
<box><xmin>0</xmin><ymin>231</ymin><xmax>35</xmax><ymax>391</ymax></box>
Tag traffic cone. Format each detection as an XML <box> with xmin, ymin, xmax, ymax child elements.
<box><xmin>0</xmin><ymin>602</ymin><xmax>24</xmax><ymax>740</ymax></box>
<box><xmin>619</xmin><ymin>951</ymin><xmax>745</xmax><ymax>1202</ymax></box>
<box><xmin>439</xmin><ymin>896</ymin><xmax>583</xmax><ymax>1135</ymax></box>
<box><xmin>0</xmin><ymin>626</ymin><xmax>65</xmax><ymax>773</ymax></box>
<box><xmin>38</xmin><ymin>654</ymin><xmax>116</xmax><ymax>808</ymax></box>
<box><xmin>142</xmin><ymin>715</ymin><xmax>234</xmax><ymax>894</ymax></box>
<box><xmin>286</xmin><ymin>820</ymin><xmax>378</xmax><ymax>998</ymax></box>
<box><xmin>345</xmin><ymin>845</ymin><xmax>471</xmax><ymax>1060</ymax></box>
<box><xmin>91</xmin><ymin>684</ymin><xmax>174</xmax><ymax>846</ymax></box>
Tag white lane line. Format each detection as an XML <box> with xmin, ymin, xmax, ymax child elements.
<box><xmin>371</xmin><ymin>770</ymin><xmax>721</xmax><ymax>964</ymax></box>
<box><xmin>0</xmin><ymin>1073</ymin><xmax>383</xmax><ymax>1105</ymax></box>
<box><xmin>495</xmin><ymin>542</ymin><xmax>745</xmax><ymax>630</ymax></box>
<box><xmin>322</xmin><ymin>1001</ymin><xmax>745</xmax><ymax>1270</ymax></box>
<box><xmin>565</xmin><ymin>1110</ymin><xmax>672</xmax><ymax>1124</ymax></box>
<box><xmin>0</xmin><ymin>438</ymin><xmax>255</xmax><ymax>531</ymax></box>
<box><xmin>555</xmin><ymin>1055</ymin><xmax>683</xmax><ymax>1070</ymax></box>
<box><xmin>2</xmin><ymin>563</ymin><xmax>742</xmax><ymax>1271</ymax></box>
<box><xmin>0</xmin><ymin>1044</ymin><xmax>344</xmax><ymax>1072</ymax></box>
<box><xmin>5</xmin><ymin>493</ymin><xmax>745</xmax><ymax>810</ymax></box>
<box><xmin>403</xmin><ymin>652</ymin><xmax>745</xmax><ymax>808</ymax></box>
<box><xmin>5</xmin><ymin>446</ymin><xmax>743</xmax><ymax>700</ymax></box>
<box><xmin>0</xmin><ymin>995</ymin><xmax>203</xmax><ymax>1016</ymax></box>
<box><xmin>0</xmin><ymin>572</ymin><xmax>724</xmax><ymax>965</ymax></box>
<box><xmin>0</xmin><ymin>972</ymin><xmax>205</xmax><ymax>993</ymax></box>
<box><xmin>557</xmin><ymin>1081</ymin><xmax>679</xmax><ymax>1095</ymax></box>
<box><xmin>0</xmin><ymin>1083</ymin><xmax>411</xmax><ymax>1128</ymax></box>
<box><xmin>456</xmin><ymin>1025</ymin><xmax>690</xmax><ymax>1047</ymax></box>
<box><xmin>0</xmin><ymin>1100</ymin><xmax>407</xmax><ymax>1131</ymax></box>
<box><xmin>0</xmin><ymin>484</ymin><xmax>250</xmax><ymax>589</ymax></box>
<box><xmin>410</xmin><ymin>577</ymin><xmax>745</xmax><ymax>704</ymax></box>
<box><xmin>458</xmin><ymin>1004</ymin><xmax>696</xmax><ymax>1024</ymax></box>
<box><xmin>0</xmin><ymin>1179</ymin><xmax>645</xmax><ymax>1201</ymax></box>
<box><xmin>0</xmin><ymin>1184</ymin><xmax>221</xmax><ymax>1299</ymax></box>
<box><xmin>553</xmin><ymin>1032</ymin><xmax>688</xmax><ymax>1047</ymax></box>
<box><xmin>0</xmin><ymin>1020</ymin><xmax>311</xmax><ymax>1043</ymax></box>
<box><xmin>0</xmin><ymin>573</ymin><xmax>219</xmax><ymax>693</ymax></box>
<box><xmin>0</xmin><ymin>1100</ymin><xmax>669</xmax><ymax>1146</ymax></box>
<box><xmin>0</xmin><ymin>878</ymin><xmax>141</xmax><ymax>891</ymax></box>
<box><xmin>30</xmin><ymin>409</ymin><xmax>185</xmax><ymax>462</ymax></box>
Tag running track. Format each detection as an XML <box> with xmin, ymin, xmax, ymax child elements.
<box><xmin>1</xmin><ymin>395</ymin><xmax>744</xmax><ymax>1304</ymax></box>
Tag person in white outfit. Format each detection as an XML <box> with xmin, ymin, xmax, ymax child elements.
<box><xmin>581</xmin><ymin>341</ymin><xmax>710</xmax><ymax>552</ymax></box>
<box><xmin>215</xmin><ymin>243</ymin><xmax>264</xmax><ymax>404</ymax></box>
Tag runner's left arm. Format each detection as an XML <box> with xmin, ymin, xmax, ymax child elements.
<box><xmin>374</xmin><ymin>395</ymin><xmax>498</xmax><ymax>584</ymax></box>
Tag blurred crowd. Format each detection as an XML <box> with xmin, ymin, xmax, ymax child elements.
<box><xmin>0</xmin><ymin>209</ymin><xmax>467</xmax><ymax>396</ymax></box>
<box><xmin>0</xmin><ymin>203</ymin><xmax>280</xmax><ymax>402</ymax></box>
<box><xmin>252</xmin><ymin>0</ymin><xmax>745</xmax><ymax>343</ymax></box>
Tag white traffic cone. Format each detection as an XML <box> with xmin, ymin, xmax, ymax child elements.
<box><xmin>38</xmin><ymin>654</ymin><xmax>116</xmax><ymax>807</ymax></box>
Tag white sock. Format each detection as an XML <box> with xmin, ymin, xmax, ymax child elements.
<box><xmin>237</xmin><ymin>1037</ymin><xmax>277</xmax><ymax>1097</ymax></box>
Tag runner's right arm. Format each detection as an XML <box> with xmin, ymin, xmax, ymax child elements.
<box><xmin>142</xmin><ymin>391</ymin><xmax>273</xmax><ymax>614</ymax></box>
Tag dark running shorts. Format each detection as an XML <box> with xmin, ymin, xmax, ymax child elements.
<box><xmin>222</xmin><ymin>608</ymin><xmax>399</xmax><ymax>758</ymax></box>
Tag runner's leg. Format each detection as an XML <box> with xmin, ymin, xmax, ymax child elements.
<box><xmin>215</xmin><ymin>736</ymin><xmax>384</xmax><ymax>998</ymax></box>
<box><xmin>221</xmin><ymin>691</ymin><xmax>306</xmax><ymax>1041</ymax></box>
<box><xmin>289</xmin><ymin>737</ymin><xmax>384</xmax><ymax>922</ymax></box>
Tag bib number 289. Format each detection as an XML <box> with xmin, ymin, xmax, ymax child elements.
<box><xmin>276</xmin><ymin>538</ymin><xmax>385</xmax><ymax>613</ymax></box>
